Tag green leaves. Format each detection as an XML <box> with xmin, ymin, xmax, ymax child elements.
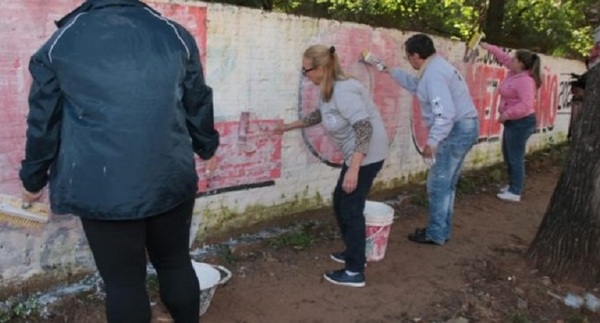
<box><xmin>202</xmin><ymin>0</ymin><xmax>597</xmax><ymax>58</ymax></box>
<box><xmin>501</xmin><ymin>0</ymin><xmax>595</xmax><ymax>57</ymax></box>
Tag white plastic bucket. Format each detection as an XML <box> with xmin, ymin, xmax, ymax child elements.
<box><xmin>364</xmin><ymin>201</ymin><xmax>394</xmax><ymax>262</ymax></box>
<box><xmin>191</xmin><ymin>261</ymin><xmax>232</xmax><ymax>316</ymax></box>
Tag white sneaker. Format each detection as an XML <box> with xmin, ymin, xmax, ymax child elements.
<box><xmin>499</xmin><ymin>185</ymin><xmax>509</xmax><ymax>193</ymax></box>
<box><xmin>497</xmin><ymin>191</ymin><xmax>521</xmax><ymax>202</ymax></box>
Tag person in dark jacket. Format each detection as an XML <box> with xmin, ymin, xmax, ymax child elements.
<box><xmin>19</xmin><ymin>1</ymin><xmax>219</xmax><ymax>322</ymax></box>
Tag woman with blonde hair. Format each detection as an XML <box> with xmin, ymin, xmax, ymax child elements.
<box><xmin>277</xmin><ymin>44</ymin><xmax>388</xmax><ymax>287</ymax></box>
<box><xmin>480</xmin><ymin>42</ymin><xmax>541</xmax><ymax>202</ymax></box>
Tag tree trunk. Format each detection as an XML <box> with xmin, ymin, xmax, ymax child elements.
<box><xmin>484</xmin><ymin>0</ymin><xmax>505</xmax><ymax>44</ymax></box>
<box><xmin>527</xmin><ymin>64</ymin><xmax>600</xmax><ymax>287</ymax></box>
<box><xmin>262</xmin><ymin>0</ymin><xmax>273</xmax><ymax>11</ymax></box>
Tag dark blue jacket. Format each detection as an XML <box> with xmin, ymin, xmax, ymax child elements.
<box><xmin>19</xmin><ymin>0</ymin><xmax>219</xmax><ymax>220</ymax></box>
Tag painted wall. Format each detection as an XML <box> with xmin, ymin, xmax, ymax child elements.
<box><xmin>0</xmin><ymin>0</ymin><xmax>585</xmax><ymax>287</ymax></box>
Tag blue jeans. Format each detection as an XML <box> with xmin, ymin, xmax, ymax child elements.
<box><xmin>426</xmin><ymin>118</ymin><xmax>479</xmax><ymax>244</ymax></box>
<box><xmin>333</xmin><ymin>161</ymin><xmax>384</xmax><ymax>272</ymax></box>
<box><xmin>502</xmin><ymin>114</ymin><xmax>536</xmax><ymax>195</ymax></box>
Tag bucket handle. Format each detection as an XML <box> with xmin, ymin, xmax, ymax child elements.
<box><xmin>365</xmin><ymin>226</ymin><xmax>387</xmax><ymax>241</ymax></box>
<box><xmin>213</xmin><ymin>265</ymin><xmax>232</xmax><ymax>285</ymax></box>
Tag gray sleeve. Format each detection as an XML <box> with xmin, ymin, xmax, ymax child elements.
<box><xmin>352</xmin><ymin>119</ymin><xmax>373</xmax><ymax>155</ymax></box>
<box><xmin>389</xmin><ymin>68</ymin><xmax>419</xmax><ymax>94</ymax></box>
<box><xmin>424</xmin><ymin>74</ymin><xmax>456</xmax><ymax>148</ymax></box>
<box><xmin>302</xmin><ymin>110</ymin><xmax>322</xmax><ymax>127</ymax></box>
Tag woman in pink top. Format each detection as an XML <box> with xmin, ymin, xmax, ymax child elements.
<box><xmin>480</xmin><ymin>42</ymin><xmax>541</xmax><ymax>202</ymax></box>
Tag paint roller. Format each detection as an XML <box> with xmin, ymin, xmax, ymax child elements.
<box><xmin>0</xmin><ymin>194</ymin><xmax>50</xmax><ymax>228</ymax></box>
<box><xmin>463</xmin><ymin>31</ymin><xmax>485</xmax><ymax>63</ymax></box>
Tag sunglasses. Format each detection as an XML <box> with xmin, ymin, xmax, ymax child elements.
<box><xmin>301</xmin><ymin>66</ymin><xmax>318</xmax><ymax>76</ymax></box>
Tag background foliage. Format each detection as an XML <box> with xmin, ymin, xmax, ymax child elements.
<box><xmin>201</xmin><ymin>0</ymin><xmax>600</xmax><ymax>58</ymax></box>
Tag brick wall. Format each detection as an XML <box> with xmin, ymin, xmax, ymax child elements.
<box><xmin>0</xmin><ymin>0</ymin><xmax>585</xmax><ymax>286</ymax></box>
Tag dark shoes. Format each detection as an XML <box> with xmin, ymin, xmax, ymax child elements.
<box><xmin>330</xmin><ymin>252</ymin><xmax>345</xmax><ymax>264</ymax></box>
<box><xmin>323</xmin><ymin>269</ymin><xmax>365</xmax><ymax>287</ymax></box>
<box><xmin>407</xmin><ymin>227</ymin><xmax>444</xmax><ymax>245</ymax></box>
<box><xmin>330</xmin><ymin>252</ymin><xmax>367</xmax><ymax>267</ymax></box>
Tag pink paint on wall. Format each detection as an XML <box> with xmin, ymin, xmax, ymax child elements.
<box><xmin>149</xmin><ymin>2</ymin><xmax>208</xmax><ymax>66</ymax></box>
<box><xmin>196</xmin><ymin>119</ymin><xmax>283</xmax><ymax>194</ymax></box>
<box><xmin>0</xmin><ymin>1</ymin><xmax>212</xmax><ymax>198</ymax></box>
<box><xmin>535</xmin><ymin>71</ymin><xmax>558</xmax><ymax>132</ymax></box>
<box><xmin>0</xmin><ymin>0</ymin><xmax>62</xmax><ymax>196</ymax></box>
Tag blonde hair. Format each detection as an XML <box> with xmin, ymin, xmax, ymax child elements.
<box><xmin>303</xmin><ymin>45</ymin><xmax>350</xmax><ymax>102</ymax></box>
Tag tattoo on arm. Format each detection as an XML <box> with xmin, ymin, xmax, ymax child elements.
<box><xmin>302</xmin><ymin>110</ymin><xmax>322</xmax><ymax>127</ymax></box>
<box><xmin>352</xmin><ymin>119</ymin><xmax>373</xmax><ymax>155</ymax></box>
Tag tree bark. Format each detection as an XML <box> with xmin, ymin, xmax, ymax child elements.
<box><xmin>262</xmin><ymin>0</ymin><xmax>273</xmax><ymax>11</ymax></box>
<box><xmin>484</xmin><ymin>0</ymin><xmax>505</xmax><ymax>44</ymax></box>
<box><xmin>527</xmin><ymin>64</ymin><xmax>600</xmax><ymax>287</ymax></box>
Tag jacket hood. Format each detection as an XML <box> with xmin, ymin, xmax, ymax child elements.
<box><xmin>55</xmin><ymin>0</ymin><xmax>158</xmax><ymax>27</ymax></box>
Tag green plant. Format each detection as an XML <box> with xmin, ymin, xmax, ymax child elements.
<box><xmin>12</xmin><ymin>297</ymin><xmax>38</xmax><ymax>318</ymax></box>
<box><xmin>269</xmin><ymin>229</ymin><xmax>314</xmax><ymax>250</ymax></box>
<box><xmin>456</xmin><ymin>176</ymin><xmax>479</xmax><ymax>196</ymax></box>
<box><xmin>0</xmin><ymin>296</ymin><xmax>40</xmax><ymax>322</ymax></box>
<box><xmin>218</xmin><ymin>247</ymin><xmax>241</xmax><ymax>265</ymax></box>
<box><xmin>488</xmin><ymin>168</ymin><xmax>504</xmax><ymax>183</ymax></box>
<box><xmin>146</xmin><ymin>274</ymin><xmax>159</xmax><ymax>291</ymax></box>
<box><xmin>510</xmin><ymin>311</ymin><xmax>531</xmax><ymax>323</ymax></box>
<box><xmin>410</xmin><ymin>191</ymin><xmax>429</xmax><ymax>207</ymax></box>
<box><xmin>566</xmin><ymin>314</ymin><xmax>590</xmax><ymax>323</ymax></box>
<box><xmin>0</xmin><ymin>310</ymin><xmax>11</xmax><ymax>323</ymax></box>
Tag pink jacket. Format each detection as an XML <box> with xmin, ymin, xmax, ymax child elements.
<box><xmin>482</xmin><ymin>44</ymin><xmax>537</xmax><ymax>120</ymax></box>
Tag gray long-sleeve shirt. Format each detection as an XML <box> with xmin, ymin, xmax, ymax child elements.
<box><xmin>390</xmin><ymin>55</ymin><xmax>478</xmax><ymax>148</ymax></box>
<box><xmin>319</xmin><ymin>79</ymin><xmax>389</xmax><ymax>166</ymax></box>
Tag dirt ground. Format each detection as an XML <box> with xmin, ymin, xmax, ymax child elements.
<box><xmin>12</xmin><ymin>145</ymin><xmax>600</xmax><ymax>322</ymax></box>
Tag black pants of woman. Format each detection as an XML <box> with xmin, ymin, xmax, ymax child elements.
<box><xmin>332</xmin><ymin>160</ymin><xmax>384</xmax><ymax>273</ymax></box>
<box><xmin>81</xmin><ymin>198</ymin><xmax>199</xmax><ymax>323</ymax></box>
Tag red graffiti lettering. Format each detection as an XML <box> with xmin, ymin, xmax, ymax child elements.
<box><xmin>535</xmin><ymin>73</ymin><xmax>558</xmax><ymax>131</ymax></box>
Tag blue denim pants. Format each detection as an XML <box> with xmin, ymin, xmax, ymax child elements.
<box><xmin>502</xmin><ymin>114</ymin><xmax>536</xmax><ymax>195</ymax></box>
<box><xmin>426</xmin><ymin>118</ymin><xmax>479</xmax><ymax>244</ymax></box>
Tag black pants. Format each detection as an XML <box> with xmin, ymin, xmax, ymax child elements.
<box><xmin>332</xmin><ymin>161</ymin><xmax>383</xmax><ymax>272</ymax></box>
<box><xmin>81</xmin><ymin>198</ymin><xmax>200</xmax><ymax>323</ymax></box>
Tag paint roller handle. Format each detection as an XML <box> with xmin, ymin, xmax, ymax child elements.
<box><xmin>360</xmin><ymin>50</ymin><xmax>387</xmax><ymax>71</ymax></box>
<box><xmin>21</xmin><ymin>187</ymin><xmax>43</xmax><ymax>209</ymax></box>
<box><xmin>205</xmin><ymin>156</ymin><xmax>218</xmax><ymax>175</ymax></box>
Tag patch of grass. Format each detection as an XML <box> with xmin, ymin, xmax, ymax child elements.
<box><xmin>488</xmin><ymin>167</ymin><xmax>504</xmax><ymax>183</ymax></box>
<box><xmin>566</xmin><ymin>314</ymin><xmax>590</xmax><ymax>323</ymax></box>
<box><xmin>217</xmin><ymin>247</ymin><xmax>241</xmax><ymax>265</ymax></box>
<box><xmin>269</xmin><ymin>224</ymin><xmax>316</xmax><ymax>250</ymax></box>
<box><xmin>530</xmin><ymin>141</ymin><xmax>569</xmax><ymax>162</ymax></box>
<box><xmin>509</xmin><ymin>311</ymin><xmax>532</xmax><ymax>323</ymax></box>
<box><xmin>409</xmin><ymin>188</ymin><xmax>429</xmax><ymax>207</ymax></box>
<box><xmin>0</xmin><ymin>296</ymin><xmax>40</xmax><ymax>323</ymax></box>
<box><xmin>146</xmin><ymin>274</ymin><xmax>159</xmax><ymax>291</ymax></box>
<box><xmin>456</xmin><ymin>177</ymin><xmax>479</xmax><ymax>196</ymax></box>
<box><xmin>0</xmin><ymin>310</ymin><xmax>10</xmax><ymax>323</ymax></box>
